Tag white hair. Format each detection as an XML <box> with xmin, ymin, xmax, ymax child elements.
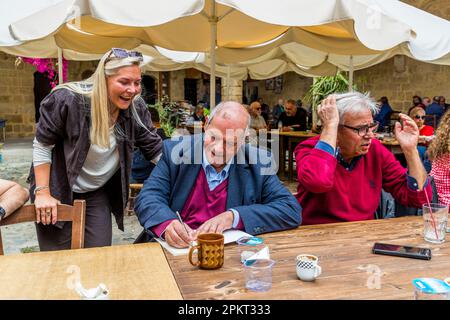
<box><xmin>332</xmin><ymin>92</ymin><xmax>379</xmax><ymax>124</ymax></box>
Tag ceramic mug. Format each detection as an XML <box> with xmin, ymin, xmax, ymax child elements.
<box><xmin>296</xmin><ymin>254</ymin><xmax>322</xmax><ymax>281</ymax></box>
<box><xmin>188</xmin><ymin>233</ymin><xmax>224</xmax><ymax>270</ymax></box>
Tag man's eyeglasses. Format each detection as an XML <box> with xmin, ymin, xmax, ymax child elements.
<box><xmin>414</xmin><ymin>115</ymin><xmax>426</xmax><ymax>120</ymax></box>
<box><xmin>340</xmin><ymin>121</ymin><xmax>379</xmax><ymax>137</ymax></box>
<box><xmin>108</xmin><ymin>48</ymin><xmax>143</xmax><ymax>61</ymax></box>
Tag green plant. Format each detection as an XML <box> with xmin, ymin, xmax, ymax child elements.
<box><xmin>147</xmin><ymin>95</ymin><xmax>190</xmax><ymax>137</ymax></box>
<box><xmin>304</xmin><ymin>72</ymin><xmax>357</xmax><ymax>124</ymax></box>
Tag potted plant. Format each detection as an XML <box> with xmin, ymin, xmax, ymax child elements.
<box><xmin>147</xmin><ymin>95</ymin><xmax>190</xmax><ymax>137</ymax></box>
<box><xmin>304</xmin><ymin>72</ymin><xmax>357</xmax><ymax>128</ymax></box>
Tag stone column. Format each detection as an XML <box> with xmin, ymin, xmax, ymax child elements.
<box><xmin>221</xmin><ymin>78</ymin><xmax>243</xmax><ymax>103</ymax></box>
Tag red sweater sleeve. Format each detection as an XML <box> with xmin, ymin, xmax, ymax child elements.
<box><xmin>294</xmin><ymin>137</ymin><xmax>338</xmax><ymax>193</ymax></box>
<box><xmin>379</xmin><ymin>142</ymin><xmax>432</xmax><ymax>208</ymax></box>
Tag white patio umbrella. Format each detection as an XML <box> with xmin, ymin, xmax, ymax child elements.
<box><xmin>4</xmin><ymin>0</ymin><xmax>450</xmax><ymax>105</ymax></box>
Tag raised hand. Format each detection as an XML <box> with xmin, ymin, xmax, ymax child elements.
<box><xmin>394</xmin><ymin>113</ymin><xmax>419</xmax><ymax>152</ymax></box>
<box><xmin>318</xmin><ymin>95</ymin><xmax>339</xmax><ymax>129</ymax></box>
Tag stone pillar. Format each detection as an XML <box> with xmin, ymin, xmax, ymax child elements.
<box><xmin>221</xmin><ymin>78</ymin><xmax>243</xmax><ymax>103</ymax></box>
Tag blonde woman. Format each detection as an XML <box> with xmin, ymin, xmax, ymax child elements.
<box><xmin>429</xmin><ymin>110</ymin><xmax>450</xmax><ymax>210</ymax></box>
<box><xmin>29</xmin><ymin>48</ymin><xmax>162</xmax><ymax>250</ymax></box>
<box><xmin>409</xmin><ymin>106</ymin><xmax>434</xmax><ymax>137</ymax></box>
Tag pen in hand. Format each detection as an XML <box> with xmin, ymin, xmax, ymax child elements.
<box><xmin>175</xmin><ymin>211</ymin><xmax>195</xmax><ymax>246</ymax></box>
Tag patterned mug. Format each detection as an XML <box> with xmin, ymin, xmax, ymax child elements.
<box><xmin>296</xmin><ymin>254</ymin><xmax>322</xmax><ymax>281</ymax></box>
<box><xmin>188</xmin><ymin>233</ymin><xmax>224</xmax><ymax>270</ymax></box>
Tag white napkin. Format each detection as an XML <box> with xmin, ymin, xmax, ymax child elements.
<box><xmin>246</xmin><ymin>246</ymin><xmax>270</xmax><ymax>262</ymax></box>
<box><xmin>74</xmin><ymin>282</ymin><xmax>109</xmax><ymax>300</ymax></box>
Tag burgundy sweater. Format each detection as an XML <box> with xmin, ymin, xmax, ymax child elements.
<box><xmin>295</xmin><ymin>136</ymin><xmax>432</xmax><ymax>225</ymax></box>
<box><xmin>152</xmin><ymin>169</ymin><xmax>244</xmax><ymax>237</ymax></box>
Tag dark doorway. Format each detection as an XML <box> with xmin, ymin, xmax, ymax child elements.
<box><xmin>33</xmin><ymin>71</ymin><xmax>52</xmax><ymax>123</ymax></box>
<box><xmin>184</xmin><ymin>78</ymin><xmax>198</xmax><ymax>105</ymax></box>
<box><xmin>141</xmin><ymin>75</ymin><xmax>157</xmax><ymax>105</ymax></box>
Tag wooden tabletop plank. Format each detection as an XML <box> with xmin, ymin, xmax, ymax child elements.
<box><xmin>0</xmin><ymin>243</ymin><xmax>182</xmax><ymax>300</ymax></box>
<box><xmin>166</xmin><ymin>216</ymin><xmax>450</xmax><ymax>300</ymax></box>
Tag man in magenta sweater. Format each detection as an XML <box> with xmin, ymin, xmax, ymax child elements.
<box><xmin>136</xmin><ymin>101</ymin><xmax>301</xmax><ymax>248</ymax></box>
<box><xmin>295</xmin><ymin>92</ymin><xmax>432</xmax><ymax>225</ymax></box>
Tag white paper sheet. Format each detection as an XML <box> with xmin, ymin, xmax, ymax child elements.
<box><xmin>156</xmin><ymin>229</ymin><xmax>252</xmax><ymax>256</ymax></box>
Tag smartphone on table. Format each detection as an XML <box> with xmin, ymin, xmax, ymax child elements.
<box><xmin>372</xmin><ymin>243</ymin><xmax>432</xmax><ymax>260</ymax></box>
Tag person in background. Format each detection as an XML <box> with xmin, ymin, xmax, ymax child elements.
<box><xmin>408</xmin><ymin>95</ymin><xmax>425</xmax><ymax>115</ymax></box>
<box><xmin>272</xmin><ymin>98</ymin><xmax>284</xmax><ymax>126</ymax></box>
<box><xmin>249</xmin><ymin>101</ymin><xmax>267</xmax><ymax>131</ymax></box>
<box><xmin>422</xmin><ymin>97</ymin><xmax>432</xmax><ymax>108</ymax></box>
<box><xmin>277</xmin><ymin>99</ymin><xmax>307</xmax><ymax>132</ymax></box>
<box><xmin>131</xmin><ymin>128</ymin><xmax>167</xmax><ymax>184</ymax></box>
<box><xmin>30</xmin><ymin>48</ymin><xmax>162</xmax><ymax>251</ymax></box>
<box><xmin>257</xmin><ymin>98</ymin><xmax>270</xmax><ymax>122</ymax></box>
<box><xmin>0</xmin><ymin>179</ymin><xmax>29</xmax><ymax>220</ymax></box>
<box><xmin>439</xmin><ymin>96</ymin><xmax>449</xmax><ymax>111</ymax></box>
<box><xmin>428</xmin><ymin>109</ymin><xmax>450</xmax><ymax>210</ymax></box>
<box><xmin>295</xmin><ymin>92</ymin><xmax>432</xmax><ymax>225</ymax></box>
<box><xmin>409</xmin><ymin>106</ymin><xmax>434</xmax><ymax>173</ymax></box>
<box><xmin>409</xmin><ymin>107</ymin><xmax>434</xmax><ymax>138</ymax></box>
<box><xmin>135</xmin><ymin>101</ymin><xmax>301</xmax><ymax>248</ymax></box>
<box><xmin>187</xmin><ymin>104</ymin><xmax>206</xmax><ymax>125</ymax></box>
<box><xmin>374</xmin><ymin>96</ymin><xmax>392</xmax><ymax>129</ymax></box>
<box><xmin>412</xmin><ymin>95</ymin><xmax>424</xmax><ymax>108</ymax></box>
<box><xmin>425</xmin><ymin>96</ymin><xmax>444</xmax><ymax>127</ymax></box>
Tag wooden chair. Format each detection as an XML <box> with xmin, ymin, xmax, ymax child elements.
<box><xmin>0</xmin><ymin>200</ymin><xmax>86</xmax><ymax>255</ymax></box>
<box><xmin>126</xmin><ymin>184</ymin><xmax>143</xmax><ymax>216</ymax></box>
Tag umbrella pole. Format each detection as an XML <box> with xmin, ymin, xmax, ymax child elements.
<box><xmin>209</xmin><ymin>0</ymin><xmax>217</xmax><ymax>109</ymax></box>
<box><xmin>57</xmin><ymin>47</ymin><xmax>64</xmax><ymax>84</ymax></box>
<box><xmin>226</xmin><ymin>65</ymin><xmax>231</xmax><ymax>100</ymax></box>
<box><xmin>348</xmin><ymin>55</ymin><xmax>354</xmax><ymax>91</ymax></box>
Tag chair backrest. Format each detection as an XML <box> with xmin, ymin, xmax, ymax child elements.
<box><xmin>0</xmin><ymin>200</ymin><xmax>86</xmax><ymax>255</ymax></box>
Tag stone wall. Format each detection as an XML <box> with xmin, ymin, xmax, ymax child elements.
<box><xmin>0</xmin><ymin>53</ymin><xmax>35</xmax><ymax>138</ymax></box>
<box><xmin>0</xmin><ymin>54</ymin><xmax>162</xmax><ymax>138</ymax></box>
<box><xmin>244</xmin><ymin>72</ymin><xmax>313</xmax><ymax>107</ymax></box>
<box><xmin>355</xmin><ymin>56</ymin><xmax>450</xmax><ymax>112</ymax></box>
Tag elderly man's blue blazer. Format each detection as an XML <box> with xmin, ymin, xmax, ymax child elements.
<box><xmin>135</xmin><ymin>134</ymin><xmax>302</xmax><ymax>236</ymax></box>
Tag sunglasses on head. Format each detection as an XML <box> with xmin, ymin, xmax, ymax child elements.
<box><xmin>108</xmin><ymin>48</ymin><xmax>143</xmax><ymax>61</ymax></box>
<box><xmin>414</xmin><ymin>115</ymin><xmax>426</xmax><ymax>120</ymax></box>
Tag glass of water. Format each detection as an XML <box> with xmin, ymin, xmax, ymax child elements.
<box><xmin>244</xmin><ymin>259</ymin><xmax>275</xmax><ymax>292</ymax></box>
<box><xmin>422</xmin><ymin>203</ymin><xmax>448</xmax><ymax>244</ymax></box>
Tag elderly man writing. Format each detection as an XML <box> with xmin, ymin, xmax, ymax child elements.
<box><xmin>135</xmin><ymin>101</ymin><xmax>301</xmax><ymax>248</ymax></box>
<box><xmin>295</xmin><ymin>92</ymin><xmax>432</xmax><ymax>225</ymax></box>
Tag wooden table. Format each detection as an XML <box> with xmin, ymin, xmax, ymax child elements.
<box><xmin>272</xmin><ymin>131</ymin><xmax>317</xmax><ymax>182</ymax></box>
<box><xmin>0</xmin><ymin>243</ymin><xmax>182</xmax><ymax>299</ymax></box>
<box><xmin>165</xmin><ymin>216</ymin><xmax>450</xmax><ymax>300</ymax></box>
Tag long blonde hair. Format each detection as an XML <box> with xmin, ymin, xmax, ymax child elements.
<box><xmin>53</xmin><ymin>49</ymin><xmax>147</xmax><ymax>148</ymax></box>
<box><xmin>428</xmin><ymin>109</ymin><xmax>450</xmax><ymax>161</ymax></box>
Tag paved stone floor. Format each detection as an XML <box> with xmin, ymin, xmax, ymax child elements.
<box><xmin>0</xmin><ymin>138</ymin><xmax>297</xmax><ymax>255</ymax></box>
